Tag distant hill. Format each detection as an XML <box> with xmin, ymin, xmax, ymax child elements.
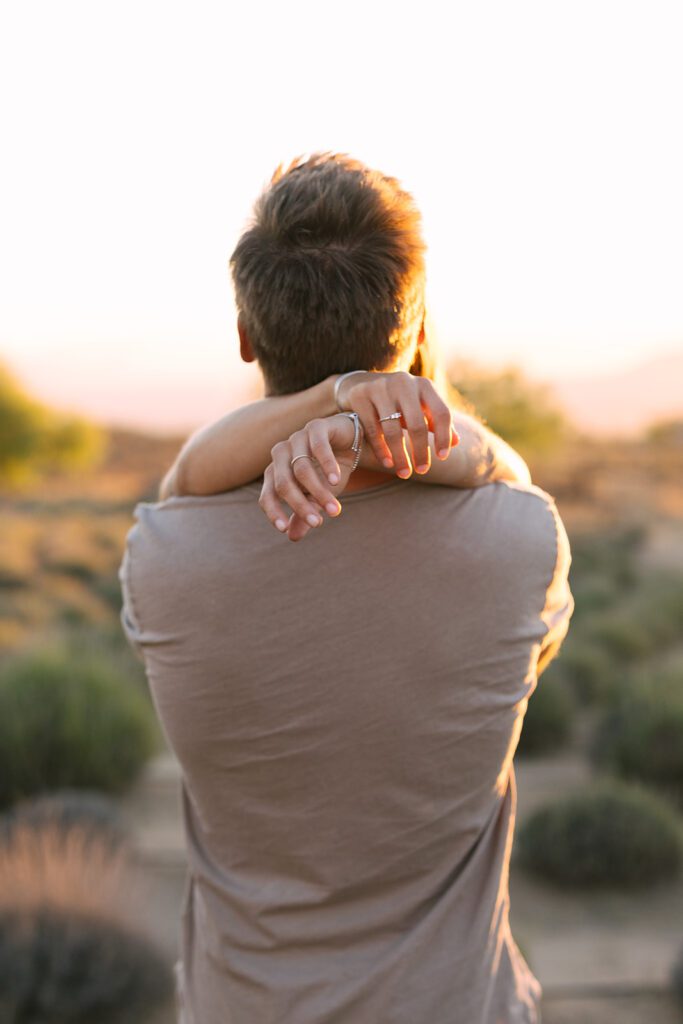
<box><xmin>546</xmin><ymin>351</ymin><xmax>683</xmax><ymax>437</ymax></box>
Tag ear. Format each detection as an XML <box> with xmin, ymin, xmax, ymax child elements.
<box><xmin>237</xmin><ymin>314</ymin><xmax>256</xmax><ymax>363</ymax></box>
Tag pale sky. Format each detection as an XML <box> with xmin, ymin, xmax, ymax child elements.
<box><xmin>1</xmin><ymin>0</ymin><xmax>681</xmax><ymax>432</ymax></box>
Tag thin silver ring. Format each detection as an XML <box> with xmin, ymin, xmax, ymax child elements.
<box><xmin>378</xmin><ymin>411</ymin><xmax>402</xmax><ymax>423</ymax></box>
<box><xmin>290</xmin><ymin>454</ymin><xmax>317</xmax><ymax>468</ymax></box>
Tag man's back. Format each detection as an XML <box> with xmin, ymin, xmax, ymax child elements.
<box><xmin>120</xmin><ymin>476</ymin><xmax>573</xmax><ymax>1024</ymax></box>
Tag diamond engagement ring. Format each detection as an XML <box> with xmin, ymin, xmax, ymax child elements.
<box><xmin>378</xmin><ymin>412</ymin><xmax>402</xmax><ymax>423</ymax></box>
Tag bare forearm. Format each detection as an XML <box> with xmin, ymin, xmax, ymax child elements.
<box><xmin>358</xmin><ymin>411</ymin><xmax>531</xmax><ymax>487</ymax></box>
<box><xmin>160</xmin><ymin>376</ymin><xmax>338</xmax><ymax>499</ymax></box>
<box><xmin>435</xmin><ymin>411</ymin><xmax>531</xmax><ymax>486</ymax></box>
<box><xmin>160</xmin><ymin>376</ymin><xmax>530</xmax><ymax>501</ymax></box>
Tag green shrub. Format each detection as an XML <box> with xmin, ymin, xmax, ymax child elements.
<box><xmin>94</xmin><ymin>573</ymin><xmax>125</xmax><ymax>611</ymax></box>
<box><xmin>516</xmin><ymin>670</ymin><xmax>576</xmax><ymax>756</ymax></box>
<box><xmin>57</xmin><ymin>623</ymin><xmax>149</xmax><ymax>689</ymax></box>
<box><xmin>590</xmin><ymin>668</ymin><xmax>683</xmax><ymax>806</ymax></box>
<box><xmin>0</xmin><ymin>363</ymin><xmax>103</xmax><ymax>485</ymax></box>
<box><xmin>558</xmin><ymin>641</ymin><xmax>620</xmax><ymax>704</ymax></box>
<box><xmin>514</xmin><ymin>779</ymin><xmax>683</xmax><ymax>887</ymax></box>
<box><xmin>586</xmin><ymin>611</ymin><xmax>656</xmax><ymax>662</ymax></box>
<box><xmin>0</xmin><ymin>650</ymin><xmax>158</xmax><ymax>809</ymax></box>
<box><xmin>632</xmin><ymin>573</ymin><xmax>683</xmax><ymax>649</ymax></box>
<box><xmin>570</xmin><ymin>576</ymin><xmax>621</xmax><ymax>617</ymax></box>
<box><xmin>0</xmin><ymin>907</ymin><xmax>173</xmax><ymax>1023</ymax></box>
<box><xmin>447</xmin><ymin>361</ymin><xmax>570</xmax><ymax>456</ymax></box>
<box><xmin>584</xmin><ymin>573</ymin><xmax>683</xmax><ymax>664</ymax></box>
<box><xmin>569</xmin><ymin>526</ymin><xmax>645</xmax><ymax>591</ymax></box>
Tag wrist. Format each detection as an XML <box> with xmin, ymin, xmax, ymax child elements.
<box><xmin>317</xmin><ymin>375</ymin><xmax>344</xmax><ymax>418</ymax></box>
<box><xmin>330</xmin><ymin>370</ymin><xmax>372</xmax><ymax>413</ymax></box>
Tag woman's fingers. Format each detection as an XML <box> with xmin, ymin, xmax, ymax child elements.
<box><xmin>391</xmin><ymin>383</ymin><xmax>431</xmax><ymax>473</ymax></box>
<box><xmin>258</xmin><ymin>464</ymin><xmax>294</xmax><ymax>533</ymax></box>
<box><xmin>271</xmin><ymin>449</ymin><xmax>324</xmax><ymax>528</ymax></box>
<box><xmin>349</xmin><ymin>391</ymin><xmax>396</xmax><ymax>469</ymax></box>
<box><xmin>306</xmin><ymin>420</ymin><xmax>343</xmax><ymax>490</ymax></box>
<box><xmin>374</xmin><ymin>411</ymin><xmax>412</xmax><ymax>476</ymax></box>
<box><xmin>286</xmin><ymin>511</ymin><xmax>314</xmax><ymax>542</ymax></box>
<box><xmin>368</xmin><ymin>375</ymin><xmax>419</xmax><ymax>476</ymax></box>
<box><xmin>418</xmin><ymin>379</ymin><xmax>458</xmax><ymax>459</ymax></box>
<box><xmin>265</xmin><ymin>435</ymin><xmax>343</xmax><ymax>531</ymax></box>
<box><xmin>345</xmin><ymin>372</ymin><xmax>455</xmax><ymax>475</ymax></box>
<box><xmin>287</xmin><ymin>435</ymin><xmax>342</xmax><ymax>519</ymax></box>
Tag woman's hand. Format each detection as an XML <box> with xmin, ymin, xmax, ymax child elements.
<box><xmin>259</xmin><ymin>371</ymin><xmax>461</xmax><ymax>542</ymax></box>
<box><xmin>335</xmin><ymin>370</ymin><xmax>457</xmax><ymax>478</ymax></box>
<box><xmin>259</xmin><ymin>415</ymin><xmax>358</xmax><ymax>542</ymax></box>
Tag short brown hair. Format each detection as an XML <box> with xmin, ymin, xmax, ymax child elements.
<box><xmin>230</xmin><ymin>153</ymin><xmax>427</xmax><ymax>395</ymax></box>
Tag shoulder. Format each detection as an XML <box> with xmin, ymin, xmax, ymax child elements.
<box><xmin>462</xmin><ymin>480</ymin><xmax>571</xmax><ymax>591</ymax></box>
<box><xmin>121</xmin><ymin>489</ymin><xmax>258</xmax><ymax>580</ymax></box>
<box><xmin>472</xmin><ymin>479</ymin><xmax>567</xmax><ymax>543</ymax></box>
<box><xmin>129</xmin><ymin>488</ymin><xmax>256</xmax><ymax>539</ymax></box>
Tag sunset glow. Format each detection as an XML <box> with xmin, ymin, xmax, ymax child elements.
<box><xmin>1</xmin><ymin>1</ymin><xmax>681</xmax><ymax>432</ymax></box>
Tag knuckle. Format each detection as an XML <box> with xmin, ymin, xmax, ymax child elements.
<box><xmin>293</xmin><ymin>465</ymin><xmax>315</xmax><ymax>485</ymax></box>
<box><xmin>309</xmin><ymin>435</ymin><xmax>328</xmax><ymax>453</ymax></box>
<box><xmin>277</xmin><ymin>477</ymin><xmax>297</xmax><ymax>498</ymax></box>
<box><xmin>272</xmin><ymin>471</ymin><xmax>290</xmax><ymax>494</ymax></box>
<box><xmin>407</xmin><ymin>419</ymin><xmax>428</xmax><ymax>437</ymax></box>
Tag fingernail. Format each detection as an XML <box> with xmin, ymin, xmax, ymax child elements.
<box><xmin>397</xmin><ymin>468</ymin><xmax>411</xmax><ymax>479</ymax></box>
<box><xmin>328</xmin><ymin>473</ymin><xmax>339</xmax><ymax>484</ymax></box>
<box><xmin>326</xmin><ymin>501</ymin><xmax>340</xmax><ymax>515</ymax></box>
<box><xmin>438</xmin><ymin>449</ymin><xmax>449</xmax><ymax>459</ymax></box>
<box><xmin>306</xmin><ymin>513</ymin><xmax>322</xmax><ymax>527</ymax></box>
<box><xmin>416</xmin><ymin>464</ymin><xmax>429</xmax><ymax>474</ymax></box>
<box><xmin>275</xmin><ymin>519</ymin><xmax>287</xmax><ymax>531</ymax></box>
<box><xmin>383</xmin><ymin>457</ymin><xmax>393</xmax><ymax>468</ymax></box>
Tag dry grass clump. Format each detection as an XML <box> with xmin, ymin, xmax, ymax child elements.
<box><xmin>0</xmin><ymin>797</ymin><xmax>174</xmax><ymax>1023</ymax></box>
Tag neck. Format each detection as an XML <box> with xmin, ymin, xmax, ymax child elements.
<box><xmin>341</xmin><ymin>467</ymin><xmax>395</xmax><ymax>494</ymax></box>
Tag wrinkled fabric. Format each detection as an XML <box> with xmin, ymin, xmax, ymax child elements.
<box><xmin>120</xmin><ymin>478</ymin><xmax>573</xmax><ymax>1024</ymax></box>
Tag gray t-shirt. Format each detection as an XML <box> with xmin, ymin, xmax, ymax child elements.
<box><xmin>120</xmin><ymin>477</ymin><xmax>573</xmax><ymax>1024</ymax></box>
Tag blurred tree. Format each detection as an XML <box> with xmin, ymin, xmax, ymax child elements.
<box><xmin>645</xmin><ymin>417</ymin><xmax>683</xmax><ymax>444</ymax></box>
<box><xmin>0</xmin><ymin>364</ymin><xmax>103</xmax><ymax>484</ymax></box>
<box><xmin>447</xmin><ymin>359</ymin><xmax>572</xmax><ymax>455</ymax></box>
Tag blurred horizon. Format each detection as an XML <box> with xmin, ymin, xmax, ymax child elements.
<box><xmin>1</xmin><ymin>0</ymin><xmax>682</xmax><ymax>437</ymax></box>
<box><xmin>2</xmin><ymin>344</ymin><xmax>682</xmax><ymax>440</ymax></box>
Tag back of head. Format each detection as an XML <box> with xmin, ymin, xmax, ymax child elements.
<box><xmin>230</xmin><ymin>152</ymin><xmax>428</xmax><ymax>395</ymax></box>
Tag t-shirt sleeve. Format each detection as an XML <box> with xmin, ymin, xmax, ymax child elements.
<box><xmin>536</xmin><ymin>501</ymin><xmax>574</xmax><ymax>678</ymax></box>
